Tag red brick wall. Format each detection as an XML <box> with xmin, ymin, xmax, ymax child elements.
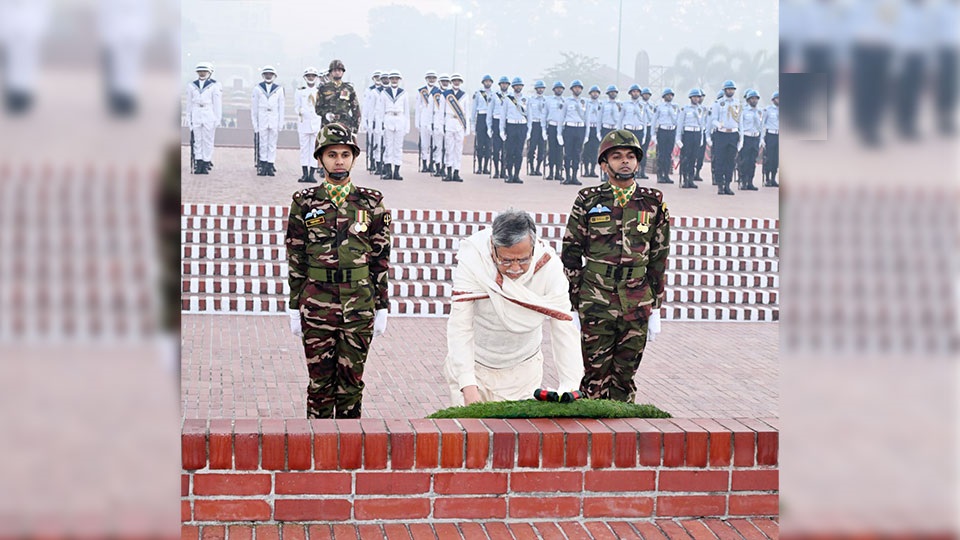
<box><xmin>182</xmin><ymin>417</ymin><xmax>778</xmax><ymax>528</ymax></box>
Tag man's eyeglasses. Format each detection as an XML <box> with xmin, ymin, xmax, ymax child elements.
<box><xmin>493</xmin><ymin>246</ymin><xmax>534</xmax><ymax>267</ymax></box>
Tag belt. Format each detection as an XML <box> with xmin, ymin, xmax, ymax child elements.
<box><xmin>683</xmin><ymin>127</ymin><xmax>702</xmax><ymax>132</ymax></box>
<box><xmin>622</xmin><ymin>124</ymin><xmax>638</xmax><ymax>130</ymax></box>
<box><xmin>530</xmin><ymin>120</ymin><xmax>543</xmax><ymax>125</ymax></box>
<box><xmin>766</xmin><ymin>129</ymin><xmax>779</xmax><ymax>134</ymax></box>
<box><xmin>476</xmin><ymin>112</ymin><xmax>487</xmax><ymax>116</ymax></box>
<box><xmin>386</xmin><ymin>111</ymin><xmax>400</xmax><ymax>116</ymax></box>
<box><xmin>719</xmin><ymin>127</ymin><xmax>737</xmax><ymax>133</ymax></box>
<box><xmin>507</xmin><ymin>119</ymin><xmax>527</xmax><ymax>124</ymax></box>
<box><xmin>744</xmin><ymin>131</ymin><xmax>760</xmax><ymax>137</ymax></box>
<box><xmin>547</xmin><ymin>121</ymin><xmax>559</xmax><ymax>126</ymax></box>
<box><xmin>657</xmin><ymin>125</ymin><xmax>676</xmax><ymax>130</ymax></box>
<box><xmin>307</xmin><ymin>266</ymin><xmax>369</xmax><ymax>283</ymax></box>
<box><xmin>564</xmin><ymin>122</ymin><xmax>585</xmax><ymax>127</ymax></box>
<box><xmin>197</xmin><ymin>104</ymin><xmax>207</xmax><ymax>108</ymax></box>
<box><xmin>585</xmin><ymin>261</ymin><xmax>646</xmax><ymax>281</ymax></box>
<box><xmin>602</xmin><ymin>123</ymin><xmax>616</xmax><ymax>129</ymax></box>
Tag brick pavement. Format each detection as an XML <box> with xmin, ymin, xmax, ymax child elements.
<box><xmin>182</xmin><ymin>146</ymin><xmax>780</xmax><ymax>218</ymax></box>
<box><xmin>181</xmin><ymin>315</ymin><xmax>777</xmax><ymax>420</ymax></box>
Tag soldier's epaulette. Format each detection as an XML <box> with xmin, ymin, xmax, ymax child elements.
<box><xmin>356</xmin><ymin>186</ymin><xmax>383</xmax><ymax>205</ymax></box>
<box><xmin>636</xmin><ymin>186</ymin><xmax>664</xmax><ymax>203</ymax></box>
<box><xmin>292</xmin><ymin>186</ymin><xmax>319</xmax><ymax>202</ymax></box>
<box><xmin>576</xmin><ymin>185</ymin><xmax>603</xmax><ymax>199</ymax></box>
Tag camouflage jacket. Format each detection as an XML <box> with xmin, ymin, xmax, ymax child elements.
<box><xmin>315</xmin><ymin>80</ymin><xmax>361</xmax><ymax>132</ymax></box>
<box><xmin>285</xmin><ymin>183</ymin><xmax>391</xmax><ymax>311</ymax></box>
<box><xmin>560</xmin><ymin>183</ymin><xmax>670</xmax><ymax>321</ymax></box>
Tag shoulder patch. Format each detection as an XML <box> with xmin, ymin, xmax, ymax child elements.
<box><xmin>356</xmin><ymin>186</ymin><xmax>384</xmax><ymax>205</ymax></box>
<box><xmin>636</xmin><ymin>186</ymin><xmax>663</xmax><ymax>203</ymax></box>
<box><xmin>293</xmin><ymin>186</ymin><xmax>318</xmax><ymax>202</ymax></box>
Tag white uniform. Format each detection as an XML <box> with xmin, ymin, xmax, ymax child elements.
<box><xmin>251</xmin><ymin>81</ymin><xmax>285</xmax><ymax>163</ymax></box>
<box><xmin>98</xmin><ymin>0</ymin><xmax>150</xmax><ymax>98</ymax></box>
<box><xmin>295</xmin><ymin>85</ymin><xmax>322</xmax><ymax>167</ymax></box>
<box><xmin>0</xmin><ymin>0</ymin><xmax>49</xmax><ymax>95</ymax></box>
<box><xmin>442</xmin><ymin>87</ymin><xmax>470</xmax><ymax>171</ymax></box>
<box><xmin>362</xmin><ymin>82</ymin><xmax>381</xmax><ymax>162</ymax></box>
<box><xmin>375</xmin><ymin>86</ymin><xmax>409</xmax><ymax>167</ymax></box>
<box><xmin>186</xmin><ymin>77</ymin><xmax>222</xmax><ymax>162</ymax></box>
<box><xmin>431</xmin><ymin>87</ymin><xmax>447</xmax><ymax>164</ymax></box>
<box><xmin>414</xmin><ymin>84</ymin><xmax>437</xmax><ymax>162</ymax></box>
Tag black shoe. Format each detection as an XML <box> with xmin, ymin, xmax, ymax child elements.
<box><xmin>694</xmin><ymin>174</ymin><xmax>703</xmax><ymax>182</ymax></box>
<box><xmin>744</xmin><ymin>180</ymin><xmax>758</xmax><ymax>191</ymax></box>
<box><xmin>545</xmin><ymin>167</ymin><xmax>554</xmax><ymax>180</ymax></box>
<box><xmin>298</xmin><ymin>165</ymin><xmax>309</xmax><ymax>182</ymax></box>
<box><xmin>662</xmin><ymin>175</ymin><xmax>674</xmax><ymax>184</ymax></box>
<box><xmin>722</xmin><ymin>184</ymin><xmax>735</xmax><ymax>195</ymax></box>
<box><xmin>256</xmin><ymin>161</ymin><xmax>265</xmax><ymax>176</ymax></box>
<box><xmin>375</xmin><ymin>163</ymin><xmax>382</xmax><ymax>175</ymax></box>
<box><xmin>266</xmin><ymin>162</ymin><xmax>275</xmax><ymax>176</ymax></box>
<box><xmin>682</xmin><ymin>180</ymin><xmax>698</xmax><ymax>189</ymax></box>
<box><xmin>482</xmin><ymin>165</ymin><xmax>490</xmax><ymax>174</ymax></box>
<box><xmin>394</xmin><ymin>166</ymin><xmax>404</xmax><ymax>180</ymax></box>
<box><xmin>381</xmin><ymin>164</ymin><xmax>392</xmax><ymax>179</ymax></box>
<box><xmin>452</xmin><ymin>170</ymin><xmax>462</xmax><ymax>182</ymax></box>
<box><xmin>306</xmin><ymin>167</ymin><xmax>318</xmax><ymax>183</ymax></box>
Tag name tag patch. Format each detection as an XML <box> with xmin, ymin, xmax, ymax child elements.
<box><xmin>305</xmin><ymin>217</ymin><xmax>325</xmax><ymax>227</ymax></box>
<box><xmin>589</xmin><ymin>215</ymin><xmax>611</xmax><ymax>224</ymax></box>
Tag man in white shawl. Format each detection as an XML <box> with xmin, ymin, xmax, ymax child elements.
<box><xmin>445</xmin><ymin>209</ymin><xmax>584</xmax><ymax>406</ymax></box>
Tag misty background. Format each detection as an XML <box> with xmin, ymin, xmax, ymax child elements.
<box><xmin>181</xmin><ymin>0</ymin><xmax>779</xmax><ymax>126</ymax></box>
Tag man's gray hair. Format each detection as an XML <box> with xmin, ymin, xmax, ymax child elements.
<box><xmin>491</xmin><ymin>209</ymin><xmax>537</xmax><ymax>247</ymax></box>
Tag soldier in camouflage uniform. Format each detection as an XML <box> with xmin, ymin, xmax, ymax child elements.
<box><xmin>561</xmin><ymin>130</ymin><xmax>670</xmax><ymax>402</ymax></box>
<box><xmin>315</xmin><ymin>59</ymin><xmax>362</xmax><ymax>133</ymax></box>
<box><xmin>285</xmin><ymin>123</ymin><xmax>391</xmax><ymax>419</ymax></box>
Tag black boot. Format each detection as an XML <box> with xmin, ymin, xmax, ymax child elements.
<box><xmin>381</xmin><ymin>164</ymin><xmax>391</xmax><ymax>179</ymax></box>
<box><xmin>447</xmin><ymin>166</ymin><xmax>453</xmax><ymax>181</ymax></box>
<box><xmin>266</xmin><ymin>162</ymin><xmax>275</xmax><ymax>176</ymax></box>
<box><xmin>306</xmin><ymin>167</ymin><xmax>318</xmax><ymax>183</ymax></box>
<box><xmin>393</xmin><ymin>166</ymin><xmax>403</xmax><ymax>180</ymax></box>
<box><xmin>532</xmin><ymin>162</ymin><xmax>542</xmax><ymax>176</ymax></box>
<box><xmin>722</xmin><ymin>180</ymin><xmax>735</xmax><ymax>195</ymax></box>
<box><xmin>194</xmin><ymin>160</ymin><xmax>204</xmax><ymax>174</ymax></box>
<box><xmin>452</xmin><ymin>169</ymin><xmax>462</xmax><ymax>182</ymax></box>
<box><xmin>256</xmin><ymin>160</ymin><xmax>265</xmax><ymax>176</ymax></box>
<box><xmin>298</xmin><ymin>165</ymin><xmax>309</xmax><ymax>182</ymax></box>
<box><xmin>569</xmin><ymin>167</ymin><xmax>582</xmax><ymax>185</ymax></box>
<box><xmin>744</xmin><ymin>175</ymin><xmax>758</xmax><ymax>190</ymax></box>
<box><xmin>545</xmin><ymin>165</ymin><xmax>554</xmax><ymax>180</ymax></box>
<box><xmin>768</xmin><ymin>171</ymin><xmax>779</xmax><ymax>187</ymax></box>
<box><xmin>482</xmin><ymin>159</ymin><xmax>490</xmax><ymax>174</ymax></box>
<box><xmin>375</xmin><ymin>162</ymin><xmax>382</xmax><ymax>175</ymax></box>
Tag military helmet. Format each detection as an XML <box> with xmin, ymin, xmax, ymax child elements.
<box><xmin>379</xmin><ymin>70</ymin><xmax>390</xmax><ymax>80</ymax></box>
<box><xmin>314</xmin><ymin>122</ymin><xmax>361</xmax><ymax>159</ymax></box>
<box><xmin>628</xmin><ymin>84</ymin><xmax>641</xmax><ymax>93</ymax></box>
<box><xmin>439</xmin><ymin>73</ymin><xmax>451</xmax><ymax>82</ymax></box>
<box><xmin>511</xmin><ymin>76</ymin><xmax>524</xmax><ymax>86</ymax></box>
<box><xmin>606</xmin><ymin>84</ymin><xmax>619</xmax><ymax>94</ymax></box>
<box><xmin>451</xmin><ymin>73</ymin><xmax>463</xmax><ymax>82</ymax></box>
<box><xmin>589</xmin><ymin>85</ymin><xmax>601</xmax><ymax>93</ymax></box>
<box><xmin>481</xmin><ymin>73</ymin><xmax>493</xmax><ymax>82</ymax></box>
<box><xmin>329</xmin><ymin>59</ymin><xmax>346</xmax><ymax>72</ymax></box>
<box><xmin>722</xmin><ymin>79</ymin><xmax>737</xmax><ymax>90</ymax></box>
<box><xmin>303</xmin><ymin>66</ymin><xmax>320</xmax><ymax>77</ymax></box>
<box><xmin>662</xmin><ymin>87</ymin><xmax>675</xmax><ymax>97</ymax></box>
<box><xmin>688</xmin><ymin>87</ymin><xmax>703</xmax><ymax>98</ymax></box>
<box><xmin>195</xmin><ymin>61</ymin><xmax>213</xmax><ymax>73</ymax></box>
<box><xmin>570</xmin><ymin>79</ymin><xmax>584</xmax><ymax>88</ymax></box>
<box><xmin>552</xmin><ymin>80</ymin><xmax>565</xmax><ymax>89</ymax></box>
<box><xmin>597</xmin><ymin>129</ymin><xmax>643</xmax><ymax>164</ymax></box>
<box><xmin>745</xmin><ymin>89</ymin><xmax>760</xmax><ymax>100</ymax></box>
<box><xmin>389</xmin><ymin>70</ymin><xmax>402</xmax><ymax>79</ymax></box>
<box><xmin>772</xmin><ymin>91</ymin><xmax>779</xmax><ymax>100</ymax></box>
<box><xmin>534</xmin><ymin>80</ymin><xmax>546</xmax><ymax>89</ymax></box>
<box><xmin>498</xmin><ymin>76</ymin><xmax>510</xmax><ymax>84</ymax></box>
<box><xmin>372</xmin><ymin>70</ymin><xmax>382</xmax><ymax>78</ymax></box>
<box><xmin>261</xmin><ymin>65</ymin><xmax>276</xmax><ymax>75</ymax></box>
<box><xmin>640</xmin><ymin>87</ymin><xmax>652</xmax><ymax>95</ymax></box>
<box><xmin>425</xmin><ymin>69</ymin><xmax>438</xmax><ymax>78</ymax></box>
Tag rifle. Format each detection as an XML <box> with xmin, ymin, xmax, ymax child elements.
<box><xmin>367</xmin><ymin>131</ymin><xmax>374</xmax><ymax>171</ymax></box>
<box><xmin>254</xmin><ymin>132</ymin><xmax>259</xmax><ymax>168</ymax></box>
<box><xmin>473</xmin><ymin>131</ymin><xmax>478</xmax><ymax>174</ymax></box>
<box><xmin>418</xmin><ymin>135</ymin><xmax>423</xmax><ymax>172</ymax></box>
<box><xmin>190</xmin><ymin>129</ymin><xmax>195</xmax><ymax>174</ymax></box>
<box><xmin>379</xmin><ymin>129</ymin><xmax>386</xmax><ymax>178</ymax></box>
<box><xmin>428</xmin><ymin>125</ymin><xmax>436</xmax><ymax>173</ymax></box>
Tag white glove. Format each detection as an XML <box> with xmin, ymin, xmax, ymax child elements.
<box><xmin>759</xmin><ymin>139</ymin><xmax>766</xmax><ymax>149</ymax></box>
<box><xmin>595</xmin><ymin>130</ymin><xmax>602</xmax><ymax>141</ymax></box>
<box><xmin>676</xmin><ymin>139</ymin><xmax>683</xmax><ymax>149</ymax></box>
<box><xmin>557</xmin><ymin>134</ymin><xmax>564</xmax><ymax>146</ymax></box>
<box><xmin>646</xmin><ymin>309</ymin><xmax>661</xmax><ymax>342</ymax></box>
<box><xmin>373</xmin><ymin>309</ymin><xmax>388</xmax><ymax>337</ymax></box>
<box><xmin>525</xmin><ymin>132</ymin><xmax>531</xmax><ymax>142</ymax></box>
<box><xmin>542</xmin><ymin>131</ymin><xmax>548</xmax><ymax>140</ymax></box>
<box><xmin>571</xmin><ymin>311</ymin><xmax>581</xmax><ymax>331</ymax></box>
<box><xmin>288</xmin><ymin>308</ymin><xmax>302</xmax><ymax>337</ymax></box>
<box><xmin>706</xmin><ymin>137</ymin><xmax>712</xmax><ymax>147</ymax></box>
<box><xmin>737</xmin><ymin>140</ymin><xmax>744</xmax><ymax>151</ymax></box>
<box><xmin>499</xmin><ymin>131</ymin><xmax>506</xmax><ymax>141</ymax></box>
<box><xmin>487</xmin><ymin>129</ymin><xmax>492</xmax><ymax>138</ymax></box>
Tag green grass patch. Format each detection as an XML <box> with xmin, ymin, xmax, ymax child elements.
<box><xmin>428</xmin><ymin>399</ymin><xmax>671</xmax><ymax>419</ymax></box>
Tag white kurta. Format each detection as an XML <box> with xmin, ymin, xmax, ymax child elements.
<box><xmin>444</xmin><ymin>227</ymin><xmax>584</xmax><ymax>405</ymax></box>
<box><xmin>251</xmin><ymin>81</ymin><xmax>285</xmax><ymax>162</ymax></box>
<box><xmin>186</xmin><ymin>78</ymin><xmax>222</xmax><ymax>161</ymax></box>
<box><xmin>295</xmin><ymin>85</ymin><xmax>321</xmax><ymax>166</ymax></box>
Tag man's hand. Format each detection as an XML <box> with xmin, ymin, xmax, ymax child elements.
<box><xmin>737</xmin><ymin>139</ymin><xmax>744</xmax><ymax>151</ymax></box>
<box><xmin>759</xmin><ymin>138</ymin><xmax>766</xmax><ymax>149</ymax></box>
<box><xmin>462</xmin><ymin>385</ymin><xmax>482</xmax><ymax>405</ymax></box>
<box><xmin>373</xmin><ymin>309</ymin><xmax>388</xmax><ymax>337</ymax></box>
<box><xmin>288</xmin><ymin>308</ymin><xmax>302</xmax><ymax>337</ymax></box>
<box><xmin>676</xmin><ymin>139</ymin><xmax>683</xmax><ymax>149</ymax></box>
<box><xmin>487</xmin><ymin>129</ymin><xmax>493</xmax><ymax>138</ymax></box>
<box><xmin>557</xmin><ymin>133</ymin><xmax>564</xmax><ymax>146</ymax></box>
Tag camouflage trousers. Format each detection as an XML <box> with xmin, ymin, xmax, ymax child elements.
<box><xmin>299</xmin><ymin>280</ymin><xmax>376</xmax><ymax>419</ymax></box>
<box><xmin>302</xmin><ymin>318</ymin><xmax>373</xmax><ymax>418</ymax></box>
<box><xmin>578</xmin><ymin>315</ymin><xmax>649</xmax><ymax>402</ymax></box>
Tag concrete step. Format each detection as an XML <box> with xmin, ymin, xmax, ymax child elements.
<box><xmin>180</xmin><ymin>203</ymin><xmax>781</xmax><ymax>230</ymax></box>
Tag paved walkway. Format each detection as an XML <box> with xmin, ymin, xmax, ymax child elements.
<box><xmin>181</xmin><ymin>315</ymin><xmax>777</xmax><ymax>420</ymax></box>
<box><xmin>182</xmin><ymin>147</ymin><xmax>780</xmax><ymax>218</ymax></box>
